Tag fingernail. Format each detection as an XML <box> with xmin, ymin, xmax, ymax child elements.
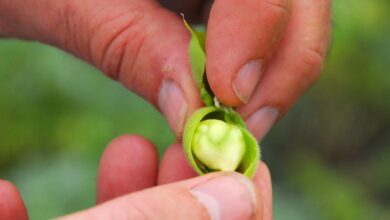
<box><xmin>191</xmin><ymin>173</ymin><xmax>256</xmax><ymax>220</ymax></box>
<box><xmin>232</xmin><ymin>59</ymin><xmax>264</xmax><ymax>103</ymax></box>
<box><xmin>246</xmin><ymin>107</ymin><xmax>279</xmax><ymax>141</ymax></box>
<box><xmin>158</xmin><ymin>80</ymin><xmax>188</xmax><ymax>135</ymax></box>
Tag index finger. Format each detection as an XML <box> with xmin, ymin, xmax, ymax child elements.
<box><xmin>206</xmin><ymin>0</ymin><xmax>292</xmax><ymax>106</ymax></box>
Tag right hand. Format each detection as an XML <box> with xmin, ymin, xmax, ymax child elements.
<box><xmin>0</xmin><ymin>0</ymin><xmax>331</xmax><ymax>140</ymax></box>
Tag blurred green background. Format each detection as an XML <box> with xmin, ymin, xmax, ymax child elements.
<box><xmin>1</xmin><ymin>0</ymin><xmax>389</xmax><ymax>219</ymax></box>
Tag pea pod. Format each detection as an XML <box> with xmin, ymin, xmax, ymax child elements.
<box><xmin>183</xmin><ymin>107</ymin><xmax>260</xmax><ymax>177</ymax></box>
<box><xmin>182</xmin><ymin>18</ymin><xmax>260</xmax><ymax>178</ymax></box>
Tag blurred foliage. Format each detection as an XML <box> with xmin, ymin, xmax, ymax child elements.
<box><xmin>0</xmin><ymin>0</ymin><xmax>389</xmax><ymax>219</ymax></box>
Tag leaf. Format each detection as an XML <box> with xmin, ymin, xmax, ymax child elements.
<box><xmin>201</xmin><ymin>87</ymin><xmax>214</xmax><ymax>106</ymax></box>
<box><xmin>183</xmin><ymin>18</ymin><xmax>214</xmax><ymax>106</ymax></box>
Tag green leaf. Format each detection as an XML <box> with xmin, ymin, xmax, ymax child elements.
<box><xmin>201</xmin><ymin>87</ymin><xmax>214</xmax><ymax>106</ymax></box>
<box><xmin>183</xmin><ymin>18</ymin><xmax>214</xmax><ymax>106</ymax></box>
<box><xmin>193</xmin><ymin>27</ymin><xmax>206</xmax><ymax>51</ymax></box>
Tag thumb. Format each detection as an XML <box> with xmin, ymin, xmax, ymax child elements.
<box><xmin>59</xmin><ymin>173</ymin><xmax>260</xmax><ymax>220</ymax></box>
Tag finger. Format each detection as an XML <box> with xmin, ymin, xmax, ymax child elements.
<box><xmin>238</xmin><ymin>0</ymin><xmax>332</xmax><ymax>140</ymax></box>
<box><xmin>96</xmin><ymin>135</ymin><xmax>158</xmax><ymax>204</ymax></box>
<box><xmin>60</xmin><ymin>172</ymin><xmax>260</xmax><ymax>220</ymax></box>
<box><xmin>206</xmin><ymin>0</ymin><xmax>292</xmax><ymax>106</ymax></box>
<box><xmin>158</xmin><ymin>143</ymin><xmax>274</xmax><ymax>220</ymax></box>
<box><xmin>159</xmin><ymin>146</ymin><xmax>273</xmax><ymax>218</ymax></box>
<box><xmin>253</xmin><ymin>162</ymin><xmax>273</xmax><ymax>220</ymax></box>
<box><xmin>4</xmin><ymin>0</ymin><xmax>203</xmax><ymax>136</ymax></box>
<box><xmin>0</xmin><ymin>180</ymin><xmax>29</xmax><ymax>220</ymax></box>
<box><xmin>86</xmin><ymin>1</ymin><xmax>203</xmax><ymax>136</ymax></box>
<box><xmin>157</xmin><ymin>143</ymin><xmax>197</xmax><ymax>185</ymax></box>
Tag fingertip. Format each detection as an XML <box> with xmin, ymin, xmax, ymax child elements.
<box><xmin>244</xmin><ymin>106</ymin><xmax>279</xmax><ymax>141</ymax></box>
<box><xmin>158</xmin><ymin>80</ymin><xmax>189</xmax><ymax>136</ymax></box>
<box><xmin>236</xmin><ymin>0</ymin><xmax>330</xmax><ymax>124</ymax></box>
<box><xmin>189</xmin><ymin>173</ymin><xmax>257</xmax><ymax>220</ymax></box>
<box><xmin>254</xmin><ymin>162</ymin><xmax>272</xmax><ymax>194</ymax></box>
<box><xmin>97</xmin><ymin>135</ymin><xmax>158</xmax><ymax>204</ymax></box>
<box><xmin>206</xmin><ymin>0</ymin><xmax>292</xmax><ymax>106</ymax></box>
<box><xmin>253</xmin><ymin>162</ymin><xmax>273</xmax><ymax>220</ymax></box>
<box><xmin>207</xmin><ymin>69</ymin><xmax>243</xmax><ymax>106</ymax></box>
<box><xmin>157</xmin><ymin>143</ymin><xmax>197</xmax><ymax>184</ymax></box>
<box><xmin>0</xmin><ymin>180</ymin><xmax>29</xmax><ymax>220</ymax></box>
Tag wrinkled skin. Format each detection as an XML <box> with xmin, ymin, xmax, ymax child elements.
<box><xmin>0</xmin><ymin>0</ymin><xmax>331</xmax><ymax>219</ymax></box>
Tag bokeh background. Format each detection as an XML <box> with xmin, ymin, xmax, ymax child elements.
<box><xmin>1</xmin><ymin>0</ymin><xmax>389</xmax><ymax>219</ymax></box>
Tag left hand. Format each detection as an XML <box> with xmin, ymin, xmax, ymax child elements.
<box><xmin>0</xmin><ymin>135</ymin><xmax>273</xmax><ymax>220</ymax></box>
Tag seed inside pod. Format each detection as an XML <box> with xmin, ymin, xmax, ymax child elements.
<box><xmin>192</xmin><ymin>119</ymin><xmax>246</xmax><ymax>171</ymax></box>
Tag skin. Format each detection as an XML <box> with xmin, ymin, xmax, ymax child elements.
<box><xmin>0</xmin><ymin>135</ymin><xmax>273</xmax><ymax>219</ymax></box>
<box><xmin>0</xmin><ymin>0</ymin><xmax>331</xmax><ymax>219</ymax></box>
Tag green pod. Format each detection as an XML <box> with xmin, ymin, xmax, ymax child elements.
<box><xmin>183</xmin><ymin>106</ymin><xmax>260</xmax><ymax>178</ymax></box>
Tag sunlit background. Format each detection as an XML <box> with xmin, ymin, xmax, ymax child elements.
<box><xmin>0</xmin><ymin>1</ymin><xmax>389</xmax><ymax>219</ymax></box>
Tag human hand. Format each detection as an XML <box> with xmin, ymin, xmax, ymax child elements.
<box><xmin>0</xmin><ymin>0</ymin><xmax>331</xmax><ymax>140</ymax></box>
<box><xmin>205</xmin><ymin>0</ymin><xmax>332</xmax><ymax>140</ymax></box>
<box><xmin>0</xmin><ymin>135</ymin><xmax>273</xmax><ymax>220</ymax></box>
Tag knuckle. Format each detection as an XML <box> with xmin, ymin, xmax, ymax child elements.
<box><xmin>297</xmin><ymin>44</ymin><xmax>326</xmax><ymax>80</ymax></box>
<box><xmin>264</xmin><ymin>0</ymin><xmax>292</xmax><ymax>15</ymax></box>
<box><xmin>50</xmin><ymin>2</ymin><xmax>87</xmax><ymax>58</ymax></box>
<box><xmin>89</xmin><ymin>10</ymin><xmax>146</xmax><ymax>81</ymax></box>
